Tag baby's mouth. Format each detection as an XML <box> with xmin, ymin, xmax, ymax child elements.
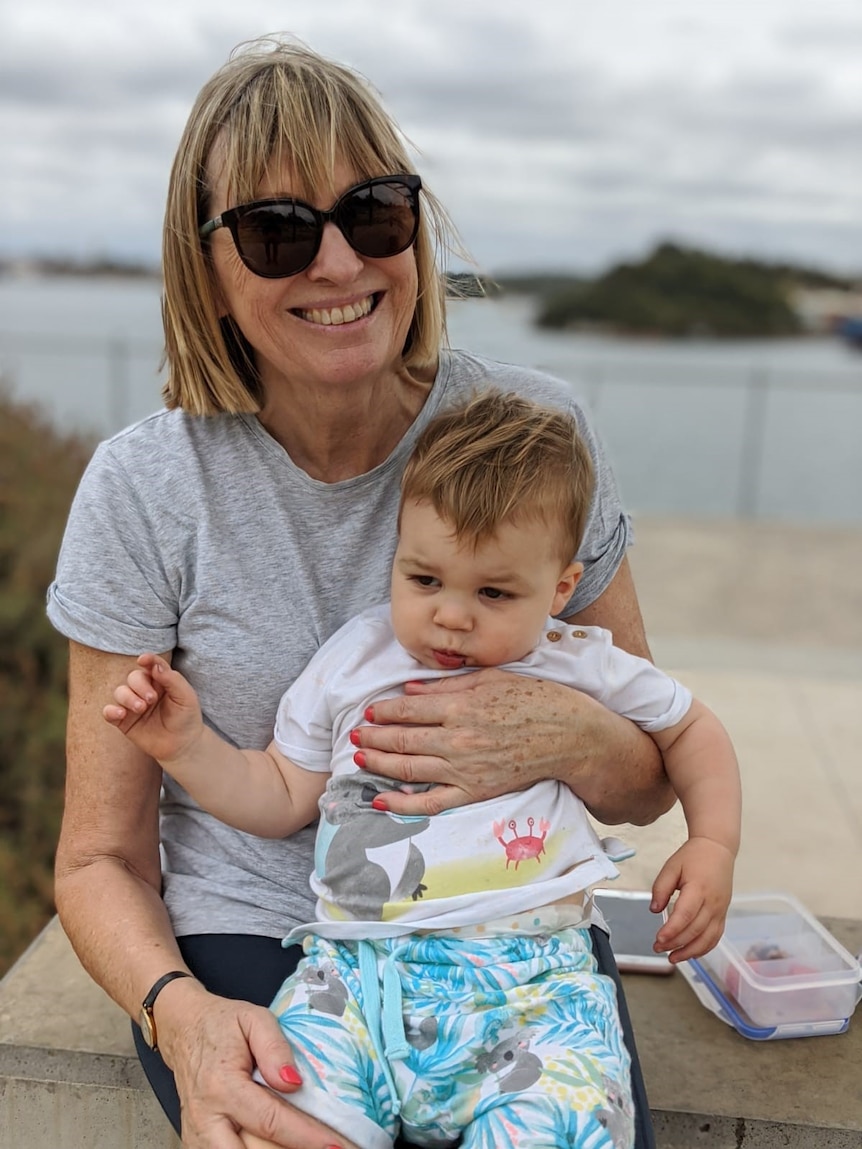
<box><xmin>432</xmin><ymin>649</ymin><xmax>467</xmax><ymax>669</ymax></box>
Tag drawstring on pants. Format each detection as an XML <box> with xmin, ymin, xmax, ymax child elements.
<box><xmin>357</xmin><ymin>940</ymin><xmax>411</xmax><ymax>1116</ymax></box>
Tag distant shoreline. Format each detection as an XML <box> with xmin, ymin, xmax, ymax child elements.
<box><xmin>0</xmin><ymin>259</ymin><xmax>161</xmax><ymax>281</ymax></box>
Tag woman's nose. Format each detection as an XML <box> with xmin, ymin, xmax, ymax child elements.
<box><xmin>306</xmin><ymin>221</ymin><xmax>364</xmax><ymax>282</ymax></box>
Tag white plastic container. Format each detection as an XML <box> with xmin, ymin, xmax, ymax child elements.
<box><xmin>681</xmin><ymin>892</ymin><xmax>862</xmax><ymax>1039</ymax></box>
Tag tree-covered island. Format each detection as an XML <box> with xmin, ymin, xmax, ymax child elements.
<box><xmin>514</xmin><ymin>243</ymin><xmax>854</xmax><ymax>338</ymax></box>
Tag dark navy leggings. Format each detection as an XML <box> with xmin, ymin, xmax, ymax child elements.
<box><xmin>134</xmin><ymin>929</ymin><xmax>656</xmax><ymax>1148</ymax></box>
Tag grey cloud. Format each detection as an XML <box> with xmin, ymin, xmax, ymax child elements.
<box><xmin>777</xmin><ymin>15</ymin><xmax>862</xmax><ymax>50</ymax></box>
<box><xmin>1</xmin><ymin>5</ymin><xmax>860</xmax><ymax>275</ymax></box>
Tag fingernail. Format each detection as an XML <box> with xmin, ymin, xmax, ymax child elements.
<box><xmin>354</xmin><ymin>751</ymin><xmax>367</xmax><ymax>768</ymax></box>
<box><xmin>349</xmin><ymin>729</ymin><xmax>361</xmax><ymax>747</ymax></box>
<box><xmin>279</xmin><ymin>1064</ymin><xmax>302</xmax><ymax>1085</ymax></box>
<box><xmin>364</xmin><ymin>706</ymin><xmax>374</xmax><ymax>722</ymax></box>
<box><xmin>371</xmin><ymin>797</ymin><xmax>387</xmax><ymax>811</ymax></box>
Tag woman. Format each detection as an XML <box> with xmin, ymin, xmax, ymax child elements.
<box><xmin>49</xmin><ymin>36</ymin><xmax>673</xmax><ymax>1149</ymax></box>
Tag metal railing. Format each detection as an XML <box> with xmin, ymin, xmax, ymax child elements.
<box><xmin>0</xmin><ymin>332</ymin><xmax>163</xmax><ymax>437</ymax></box>
<box><xmin>1</xmin><ymin>331</ymin><xmax>860</xmax><ymax>525</ymax></box>
<box><xmin>539</xmin><ymin>355</ymin><xmax>861</xmax><ymax>524</ymax></box>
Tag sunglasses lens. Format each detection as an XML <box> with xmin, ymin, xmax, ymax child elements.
<box><xmin>228</xmin><ymin>178</ymin><xmax>420</xmax><ymax>278</ymax></box>
<box><xmin>233</xmin><ymin>203</ymin><xmax>320</xmax><ymax>277</ymax></box>
<box><xmin>338</xmin><ymin>180</ymin><xmax>420</xmax><ymax>260</ymax></box>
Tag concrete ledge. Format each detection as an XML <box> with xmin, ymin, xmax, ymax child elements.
<box><xmin>623</xmin><ymin>916</ymin><xmax>862</xmax><ymax>1148</ymax></box>
<box><xmin>0</xmin><ymin>918</ymin><xmax>180</xmax><ymax>1149</ymax></box>
<box><xmin>2</xmin><ymin>916</ymin><xmax>860</xmax><ymax>1148</ymax></box>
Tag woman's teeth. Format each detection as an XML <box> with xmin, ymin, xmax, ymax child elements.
<box><xmin>300</xmin><ymin>295</ymin><xmax>374</xmax><ymax>326</ymax></box>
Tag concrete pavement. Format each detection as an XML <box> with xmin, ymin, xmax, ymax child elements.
<box><xmin>2</xmin><ymin>516</ymin><xmax>861</xmax><ymax>1147</ymax></box>
<box><xmin>595</xmin><ymin>516</ymin><xmax>862</xmax><ymax>921</ymax></box>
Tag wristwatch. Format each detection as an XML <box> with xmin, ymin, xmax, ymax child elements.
<box><xmin>139</xmin><ymin>970</ymin><xmax>193</xmax><ymax>1052</ymax></box>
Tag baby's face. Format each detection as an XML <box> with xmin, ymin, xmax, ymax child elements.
<box><xmin>390</xmin><ymin>499</ymin><xmax>581</xmax><ymax>671</ymax></box>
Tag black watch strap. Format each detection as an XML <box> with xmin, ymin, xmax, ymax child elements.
<box><xmin>140</xmin><ymin>970</ymin><xmax>193</xmax><ymax>1051</ymax></box>
<box><xmin>143</xmin><ymin>970</ymin><xmax>193</xmax><ymax>1010</ymax></box>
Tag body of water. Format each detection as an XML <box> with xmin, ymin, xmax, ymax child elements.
<box><xmin>1</xmin><ymin>275</ymin><xmax>860</xmax><ymax>524</ymax></box>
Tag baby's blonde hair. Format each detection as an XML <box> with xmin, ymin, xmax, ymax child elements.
<box><xmin>400</xmin><ymin>391</ymin><xmax>594</xmax><ymax>565</ymax></box>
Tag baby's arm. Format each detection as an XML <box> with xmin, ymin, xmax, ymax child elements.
<box><xmin>648</xmin><ymin>698</ymin><xmax>741</xmax><ymax>963</ymax></box>
<box><xmin>103</xmin><ymin>653</ymin><xmax>327</xmax><ymax>838</ymax></box>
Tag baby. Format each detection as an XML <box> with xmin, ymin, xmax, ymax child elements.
<box><xmin>106</xmin><ymin>390</ymin><xmax>740</xmax><ymax>1149</ymax></box>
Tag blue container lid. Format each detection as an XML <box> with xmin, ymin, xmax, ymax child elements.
<box><xmin>680</xmin><ymin>958</ymin><xmax>850</xmax><ymax>1041</ymax></box>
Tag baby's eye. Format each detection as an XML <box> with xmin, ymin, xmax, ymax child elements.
<box><xmin>410</xmin><ymin>575</ymin><xmax>439</xmax><ymax>588</ymax></box>
<box><xmin>480</xmin><ymin>587</ymin><xmax>510</xmax><ymax>601</ymax></box>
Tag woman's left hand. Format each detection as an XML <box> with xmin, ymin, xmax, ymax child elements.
<box><xmin>353</xmin><ymin>669</ymin><xmax>610</xmax><ymax>815</ymax></box>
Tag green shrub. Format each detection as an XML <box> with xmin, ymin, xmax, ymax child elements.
<box><xmin>0</xmin><ymin>389</ymin><xmax>92</xmax><ymax>974</ymax></box>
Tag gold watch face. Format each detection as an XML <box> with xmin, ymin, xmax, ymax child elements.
<box><xmin>139</xmin><ymin>1007</ymin><xmax>157</xmax><ymax>1049</ymax></box>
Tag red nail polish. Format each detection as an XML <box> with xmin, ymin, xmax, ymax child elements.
<box><xmin>364</xmin><ymin>706</ymin><xmax>375</xmax><ymax>722</ymax></box>
<box><xmin>354</xmin><ymin>751</ymin><xmax>367</xmax><ymax>768</ymax></box>
<box><xmin>279</xmin><ymin>1064</ymin><xmax>302</xmax><ymax>1086</ymax></box>
<box><xmin>349</xmin><ymin>729</ymin><xmax>361</xmax><ymax>747</ymax></box>
<box><xmin>371</xmin><ymin>797</ymin><xmax>388</xmax><ymax>811</ymax></box>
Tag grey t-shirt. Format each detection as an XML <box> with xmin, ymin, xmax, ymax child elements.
<box><xmin>47</xmin><ymin>348</ymin><xmax>632</xmax><ymax>937</ymax></box>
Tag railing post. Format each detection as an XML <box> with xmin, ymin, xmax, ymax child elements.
<box><xmin>585</xmin><ymin>362</ymin><xmax>604</xmax><ymax>418</ymax></box>
<box><xmin>107</xmin><ymin>336</ymin><xmax>130</xmax><ymax>434</ymax></box>
<box><xmin>736</xmin><ymin>366</ymin><xmax>769</xmax><ymax>519</ymax></box>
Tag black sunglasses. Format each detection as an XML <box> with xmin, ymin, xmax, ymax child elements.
<box><xmin>199</xmin><ymin>174</ymin><xmax>422</xmax><ymax>279</ymax></box>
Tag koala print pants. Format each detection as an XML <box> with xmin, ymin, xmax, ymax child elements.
<box><xmin>261</xmin><ymin>927</ymin><xmax>634</xmax><ymax>1149</ymax></box>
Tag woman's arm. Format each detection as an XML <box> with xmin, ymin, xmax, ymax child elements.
<box><xmin>55</xmin><ymin>641</ymin><xmax>353</xmax><ymax>1149</ymax></box>
<box><xmin>352</xmin><ymin>557</ymin><xmax>676</xmax><ymax>825</ymax></box>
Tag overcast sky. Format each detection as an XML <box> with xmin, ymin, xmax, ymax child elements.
<box><xmin>2</xmin><ymin>0</ymin><xmax>861</xmax><ymax>276</ymax></box>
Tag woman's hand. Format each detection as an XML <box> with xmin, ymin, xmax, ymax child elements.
<box><xmin>159</xmin><ymin>979</ymin><xmax>349</xmax><ymax>1149</ymax></box>
<box><xmin>352</xmin><ymin>669</ymin><xmax>672</xmax><ymax>824</ymax></box>
<box><xmin>355</xmin><ymin>670</ymin><xmax>566</xmax><ymax>813</ymax></box>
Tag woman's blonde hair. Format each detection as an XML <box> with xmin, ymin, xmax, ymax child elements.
<box><xmin>400</xmin><ymin>391</ymin><xmax>595</xmax><ymax>564</ymax></box>
<box><xmin>161</xmin><ymin>36</ymin><xmax>461</xmax><ymax>414</ymax></box>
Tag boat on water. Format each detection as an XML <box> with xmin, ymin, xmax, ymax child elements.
<box><xmin>834</xmin><ymin>315</ymin><xmax>862</xmax><ymax>349</ymax></box>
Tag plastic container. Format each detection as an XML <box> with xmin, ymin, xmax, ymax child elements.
<box><xmin>680</xmin><ymin>892</ymin><xmax>862</xmax><ymax>1039</ymax></box>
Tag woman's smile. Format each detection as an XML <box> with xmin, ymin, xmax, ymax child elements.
<box><xmin>294</xmin><ymin>292</ymin><xmax>376</xmax><ymax>326</ymax></box>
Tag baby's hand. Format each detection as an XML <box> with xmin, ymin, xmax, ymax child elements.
<box><xmin>103</xmin><ymin>653</ymin><xmax>202</xmax><ymax>764</ymax></box>
<box><xmin>651</xmin><ymin>837</ymin><xmax>734</xmax><ymax>963</ymax></box>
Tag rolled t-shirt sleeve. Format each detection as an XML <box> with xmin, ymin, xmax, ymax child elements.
<box><xmin>560</xmin><ymin>399</ymin><xmax>632</xmax><ymax>616</ymax></box>
<box><xmin>47</xmin><ymin>441</ymin><xmax>180</xmax><ymax>654</ymax></box>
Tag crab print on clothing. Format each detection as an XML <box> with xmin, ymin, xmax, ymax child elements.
<box><xmin>492</xmin><ymin>816</ymin><xmax>550</xmax><ymax>869</ymax></box>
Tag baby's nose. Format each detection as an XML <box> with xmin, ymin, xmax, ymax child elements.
<box><xmin>434</xmin><ymin>599</ymin><xmax>473</xmax><ymax>630</ymax></box>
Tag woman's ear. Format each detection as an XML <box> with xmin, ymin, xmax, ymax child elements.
<box><xmin>551</xmin><ymin>562</ymin><xmax>583</xmax><ymax>615</ymax></box>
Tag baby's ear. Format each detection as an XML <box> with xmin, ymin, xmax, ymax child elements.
<box><xmin>551</xmin><ymin>561</ymin><xmax>583</xmax><ymax>614</ymax></box>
